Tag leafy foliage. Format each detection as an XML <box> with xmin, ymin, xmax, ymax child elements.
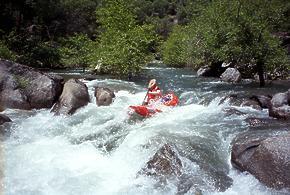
<box><xmin>0</xmin><ymin>0</ymin><xmax>289</xmax><ymax>78</ymax></box>
<box><xmin>0</xmin><ymin>40</ymin><xmax>16</xmax><ymax>61</ymax></box>
<box><xmin>4</xmin><ymin>31</ymin><xmax>60</xmax><ymax>68</ymax></box>
<box><xmin>94</xmin><ymin>0</ymin><xmax>157</xmax><ymax>75</ymax></box>
<box><xmin>162</xmin><ymin>25</ymin><xmax>190</xmax><ymax>67</ymax></box>
<box><xmin>162</xmin><ymin>0</ymin><xmax>289</xmax><ymax>77</ymax></box>
<box><xmin>59</xmin><ymin>34</ymin><xmax>97</xmax><ymax>68</ymax></box>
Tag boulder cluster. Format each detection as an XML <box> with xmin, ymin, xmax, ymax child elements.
<box><xmin>0</xmin><ymin>59</ymin><xmax>115</xmax><ymax>125</ymax></box>
<box><xmin>222</xmin><ymin>90</ymin><xmax>290</xmax><ymax>190</ymax></box>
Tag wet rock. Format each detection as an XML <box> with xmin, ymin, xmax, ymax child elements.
<box><xmin>271</xmin><ymin>92</ymin><xmax>289</xmax><ymax>107</ymax></box>
<box><xmin>139</xmin><ymin>136</ymin><xmax>233</xmax><ymax>194</ymax></box>
<box><xmin>218</xmin><ymin>94</ymin><xmax>239</xmax><ymax>106</ymax></box>
<box><xmin>241</xmin><ymin>99</ymin><xmax>262</xmax><ymax>110</ymax></box>
<box><xmin>51</xmin><ymin>79</ymin><xmax>89</xmax><ymax>115</ymax></box>
<box><xmin>287</xmin><ymin>89</ymin><xmax>290</xmax><ymax>106</ymax></box>
<box><xmin>249</xmin><ymin>95</ymin><xmax>272</xmax><ymax>109</ymax></box>
<box><xmin>140</xmin><ymin>143</ymin><xmax>182</xmax><ymax>177</ymax></box>
<box><xmin>176</xmin><ymin>135</ymin><xmax>233</xmax><ymax>192</ymax></box>
<box><xmin>197</xmin><ymin>62</ymin><xmax>225</xmax><ymax>78</ymax></box>
<box><xmin>269</xmin><ymin>89</ymin><xmax>290</xmax><ymax>119</ymax></box>
<box><xmin>222</xmin><ymin>107</ymin><xmax>246</xmax><ymax>117</ymax></box>
<box><xmin>245</xmin><ymin>117</ymin><xmax>271</xmax><ymax>127</ymax></box>
<box><xmin>0</xmin><ymin>59</ymin><xmax>63</xmax><ymax>110</ymax></box>
<box><xmin>231</xmin><ymin>133</ymin><xmax>290</xmax><ymax>190</ymax></box>
<box><xmin>220</xmin><ymin>68</ymin><xmax>241</xmax><ymax>83</ymax></box>
<box><xmin>94</xmin><ymin>87</ymin><xmax>115</xmax><ymax>106</ymax></box>
<box><xmin>245</xmin><ymin>117</ymin><xmax>290</xmax><ymax>131</ymax></box>
<box><xmin>0</xmin><ymin>114</ymin><xmax>11</xmax><ymax>125</ymax></box>
<box><xmin>197</xmin><ymin>66</ymin><xmax>212</xmax><ymax>77</ymax></box>
<box><xmin>177</xmin><ymin>175</ymin><xmax>205</xmax><ymax>195</ymax></box>
<box><xmin>269</xmin><ymin>105</ymin><xmax>290</xmax><ymax>120</ymax></box>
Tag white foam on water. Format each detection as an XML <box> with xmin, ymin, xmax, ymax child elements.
<box><xmin>3</xmin><ymin>78</ymin><xmax>286</xmax><ymax>195</ymax></box>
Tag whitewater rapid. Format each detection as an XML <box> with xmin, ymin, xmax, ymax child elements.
<box><xmin>2</xmin><ymin>75</ymin><xmax>288</xmax><ymax>195</ymax></box>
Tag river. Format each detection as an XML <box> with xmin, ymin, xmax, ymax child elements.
<box><xmin>2</xmin><ymin>66</ymin><xmax>290</xmax><ymax>195</ymax></box>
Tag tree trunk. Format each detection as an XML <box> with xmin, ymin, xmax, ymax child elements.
<box><xmin>257</xmin><ymin>60</ymin><xmax>265</xmax><ymax>87</ymax></box>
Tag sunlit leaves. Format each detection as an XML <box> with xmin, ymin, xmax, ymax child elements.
<box><xmin>94</xmin><ymin>0</ymin><xmax>157</xmax><ymax>75</ymax></box>
<box><xmin>162</xmin><ymin>0</ymin><xmax>289</xmax><ymax>75</ymax></box>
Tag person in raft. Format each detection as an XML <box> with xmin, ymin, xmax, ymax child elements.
<box><xmin>143</xmin><ymin>79</ymin><xmax>162</xmax><ymax>105</ymax></box>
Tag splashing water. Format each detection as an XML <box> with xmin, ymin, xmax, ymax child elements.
<box><xmin>2</xmin><ymin>67</ymin><xmax>289</xmax><ymax>195</ymax></box>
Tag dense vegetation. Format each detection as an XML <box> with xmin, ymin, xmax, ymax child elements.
<box><xmin>0</xmin><ymin>0</ymin><xmax>289</xmax><ymax>81</ymax></box>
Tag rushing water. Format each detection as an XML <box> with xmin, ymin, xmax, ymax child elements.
<box><xmin>2</xmin><ymin>66</ymin><xmax>290</xmax><ymax>195</ymax></box>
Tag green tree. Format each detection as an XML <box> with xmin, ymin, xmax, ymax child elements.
<box><xmin>59</xmin><ymin>33</ymin><xmax>97</xmax><ymax>69</ymax></box>
<box><xmin>94</xmin><ymin>0</ymin><xmax>157</xmax><ymax>76</ymax></box>
<box><xmin>162</xmin><ymin>0</ymin><xmax>289</xmax><ymax>86</ymax></box>
<box><xmin>162</xmin><ymin>25</ymin><xmax>190</xmax><ymax>67</ymax></box>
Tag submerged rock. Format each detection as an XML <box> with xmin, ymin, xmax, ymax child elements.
<box><xmin>51</xmin><ymin>79</ymin><xmax>89</xmax><ymax>115</ymax></box>
<box><xmin>231</xmin><ymin>133</ymin><xmax>290</xmax><ymax>190</ymax></box>
<box><xmin>220</xmin><ymin>68</ymin><xmax>241</xmax><ymax>83</ymax></box>
<box><xmin>94</xmin><ymin>87</ymin><xmax>115</xmax><ymax>106</ymax></box>
<box><xmin>222</xmin><ymin>107</ymin><xmax>246</xmax><ymax>117</ymax></box>
<box><xmin>0</xmin><ymin>59</ymin><xmax>63</xmax><ymax>110</ymax></box>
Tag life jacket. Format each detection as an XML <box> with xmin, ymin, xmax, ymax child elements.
<box><xmin>146</xmin><ymin>85</ymin><xmax>161</xmax><ymax>103</ymax></box>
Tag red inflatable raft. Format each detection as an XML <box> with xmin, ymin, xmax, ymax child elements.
<box><xmin>129</xmin><ymin>92</ymin><xmax>179</xmax><ymax>117</ymax></box>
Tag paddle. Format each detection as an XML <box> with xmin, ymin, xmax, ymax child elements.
<box><xmin>142</xmin><ymin>88</ymin><xmax>150</xmax><ymax>105</ymax></box>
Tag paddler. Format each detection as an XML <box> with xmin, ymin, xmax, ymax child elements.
<box><xmin>143</xmin><ymin>79</ymin><xmax>162</xmax><ymax>105</ymax></box>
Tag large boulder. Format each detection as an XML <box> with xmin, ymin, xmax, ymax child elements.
<box><xmin>220</xmin><ymin>68</ymin><xmax>241</xmax><ymax>83</ymax></box>
<box><xmin>271</xmin><ymin>92</ymin><xmax>289</xmax><ymax>107</ymax></box>
<box><xmin>0</xmin><ymin>60</ymin><xmax>63</xmax><ymax>110</ymax></box>
<box><xmin>94</xmin><ymin>87</ymin><xmax>115</xmax><ymax>106</ymax></box>
<box><xmin>269</xmin><ymin>106</ymin><xmax>290</xmax><ymax>119</ymax></box>
<box><xmin>269</xmin><ymin>89</ymin><xmax>290</xmax><ymax>119</ymax></box>
<box><xmin>140</xmin><ymin>143</ymin><xmax>182</xmax><ymax>177</ymax></box>
<box><xmin>231</xmin><ymin>133</ymin><xmax>290</xmax><ymax>190</ymax></box>
<box><xmin>0</xmin><ymin>114</ymin><xmax>11</xmax><ymax>125</ymax></box>
<box><xmin>51</xmin><ymin>79</ymin><xmax>89</xmax><ymax>115</ymax></box>
<box><xmin>139</xmin><ymin>142</ymin><xmax>232</xmax><ymax>193</ymax></box>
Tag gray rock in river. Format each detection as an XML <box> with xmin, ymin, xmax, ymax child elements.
<box><xmin>220</xmin><ymin>68</ymin><xmax>241</xmax><ymax>83</ymax></box>
<box><xmin>271</xmin><ymin>91</ymin><xmax>289</xmax><ymax>107</ymax></box>
<box><xmin>139</xmin><ymin>141</ymin><xmax>232</xmax><ymax>193</ymax></box>
<box><xmin>249</xmin><ymin>95</ymin><xmax>272</xmax><ymax>109</ymax></box>
<box><xmin>51</xmin><ymin>79</ymin><xmax>89</xmax><ymax>115</ymax></box>
<box><xmin>0</xmin><ymin>59</ymin><xmax>63</xmax><ymax>110</ymax></box>
<box><xmin>231</xmin><ymin>132</ymin><xmax>290</xmax><ymax>190</ymax></box>
<box><xmin>197</xmin><ymin>62</ymin><xmax>226</xmax><ymax>77</ymax></box>
<box><xmin>241</xmin><ymin>99</ymin><xmax>262</xmax><ymax>110</ymax></box>
<box><xmin>140</xmin><ymin>143</ymin><xmax>182</xmax><ymax>177</ymax></box>
<box><xmin>197</xmin><ymin>66</ymin><xmax>213</xmax><ymax>77</ymax></box>
<box><xmin>0</xmin><ymin>114</ymin><xmax>11</xmax><ymax>125</ymax></box>
<box><xmin>269</xmin><ymin>89</ymin><xmax>290</xmax><ymax>119</ymax></box>
<box><xmin>94</xmin><ymin>87</ymin><xmax>115</xmax><ymax>106</ymax></box>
